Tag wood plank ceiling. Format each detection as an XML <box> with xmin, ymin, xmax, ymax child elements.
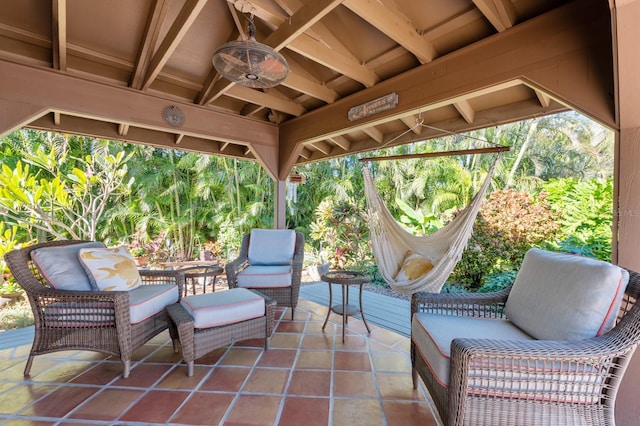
<box><xmin>0</xmin><ymin>0</ymin><xmax>614</xmax><ymax>180</ymax></box>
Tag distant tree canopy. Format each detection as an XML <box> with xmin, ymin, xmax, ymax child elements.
<box><xmin>0</xmin><ymin>111</ymin><xmax>614</xmax><ymax>290</ymax></box>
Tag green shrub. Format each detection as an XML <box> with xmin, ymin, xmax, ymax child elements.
<box><xmin>541</xmin><ymin>178</ymin><xmax>613</xmax><ymax>261</ymax></box>
<box><xmin>309</xmin><ymin>197</ymin><xmax>371</xmax><ymax>269</ymax></box>
<box><xmin>0</xmin><ymin>298</ymin><xmax>33</xmax><ymax>330</ymax></box>
<box><xmin>450</xmin><ymin>189</ymin><xmax>561</xmax><ymax>289</ymax></box>
<box><xmin>477</xmin><ymin>270</ymin><xmax>517</xmax><ymax>293</ymax></box>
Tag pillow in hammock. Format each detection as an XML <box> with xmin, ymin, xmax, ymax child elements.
<box><xmin>395</xmin><ymin>251</ymin><xmax>434</xmax><ymax>281</ymax></box>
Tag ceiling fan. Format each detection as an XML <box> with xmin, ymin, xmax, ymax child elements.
<box><xmin>212</xmin><ymin>1</ymin><xmax>289</xmax><ymax>89</ymax></box>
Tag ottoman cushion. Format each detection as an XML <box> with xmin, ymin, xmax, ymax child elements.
<box><xmin>180</xmin><ymin>288</ymin><xmax>265</xmax><ymax>329</ymax></box>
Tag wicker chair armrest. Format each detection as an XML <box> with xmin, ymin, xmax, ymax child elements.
<box><xmin>447</xmin><ymin>333</ymin><xmax>635</xmax><ymax>425</ymax></box>
<box><xmin>225</xmin><ymin>258</ymin><xmax>248</xmax><ymax>288</ymax></box>
<box><xmin>139</xmin><ymin>268</ymin><xmax>185</xmax><ymax>298</ymax></box>
<box><xmin>30</xmin><ymin>289</ymin><xmax>131</xmax><ymax>327</ymax></box>
<box><xmin>289</xmin><ymin>231</ymin><xmax>305</xmax><ymax>293</ymax></box>
<box><xmin>30</xmin><ymin>288</ymin><xmax>128</xmax><ymax>304</ymax></box>
<box><xmin>453</xmin><ymin>335</ymin><xmax>630</xmax><ymax>366</ymax></box>
<box><xmin>411</xmin><ymin>287</ymin><xmax>511</xmax><ymax>318</ymax></box>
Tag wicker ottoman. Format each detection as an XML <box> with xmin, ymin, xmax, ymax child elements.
<box><xmin>166</xmin><ymin>288</ymin><xmax>276</xmax><ymax>376</ymax></box>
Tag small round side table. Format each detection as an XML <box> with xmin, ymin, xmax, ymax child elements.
<box><xmin>321</xmin><ymin>270</ymin><xmax>372</xmax><ymax>342</ymax></box>
<box><xmin>181</xmin><ymin>265</ymin><xmax>224</xmax><ymax>296</ymax></box>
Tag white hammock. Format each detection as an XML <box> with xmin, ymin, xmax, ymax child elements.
<box><xmin>363</xmin><ymin>158</ymin><xmax>499</xmax><ymax>294</ymax></box>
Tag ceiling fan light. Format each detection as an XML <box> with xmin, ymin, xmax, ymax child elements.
<box><xmin>212</xmin><ymin>38</ymin><xmax>289</xmax><ymax>89</ymax></box>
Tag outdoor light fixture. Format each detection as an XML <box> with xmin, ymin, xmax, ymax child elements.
<box><xmin>212</xmin><ymin>2</ymin><xmax>289</xmax><ymax>89</ymax></box>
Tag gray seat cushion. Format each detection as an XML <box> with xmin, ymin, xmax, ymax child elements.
<box><xmin>412</xmin><ymin>313</ymin><xmax>534</xmax><ymax>387</ymax></box>
<box><xmin>129</xmin><ymin>284</ymin><xmax>179</xmax><ymax>324</ymax></box>
<box><xmin>237</xmin><ymin>265</ymin><xmax>292</xmax><ymax>288</ymax></box>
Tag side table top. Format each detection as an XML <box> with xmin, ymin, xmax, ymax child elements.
<box><xmin>320</xmin><ymin>270</ymin><xmax>370</xmax><ymax>285</ymax></box>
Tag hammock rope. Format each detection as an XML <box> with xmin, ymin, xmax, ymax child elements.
<box><xmin>363</xmin><ymin>156</ymin><xmax>500</xmax><ymax>294</ymax></box>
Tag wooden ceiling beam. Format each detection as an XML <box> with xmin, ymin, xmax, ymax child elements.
<box><xmin>328</xmin><ymin>135</ymin><xmax>351</xmax><ymax>151</ymax></box>
<box><xmin>280</xmin><ymin>0</ymin><xmax>613</xmax><ymax>151</ymax></box>
<box><xmin>226</xmin><ymin>85</ymin><xmax>306</xmax><ymax>116</ymax></box>
<box><xmin>298</xmin><ymin>147</ymin><xmax>311</xmax><ymax>160</ymax></box>
<box><xmin>422</xmin><ymin>7</ymin><xmax>482</xmax><ymax>40</ymax></box>
<box><xmin>141</xmin><ymin>0</ymin><xmax>207</xmax><ymax>90</ymax></box>
<box><xmin>344</xmin><ymin>0</ymin><xmax>437</xmax><ymax>64</ymax></box>
<box><xmin>288</xmin><ymin>35</ymin><xmax>380</xmax><ymax>87</ymax></box>
<box><xmin>240</xmin><ymin>104</ymin><xmax>265</xmax><ymax>117</ymax></box>
<box><xmin>248</xmin><ymin>0</ymin><xmax>380</xmax><ymax>88</ymax></box>
<box><xmin>27</xmin><ymin>113</ymin><xmax>248</xmax><ymax>156</ymax></box>
<box><xmin>281</xmin><ymin>72</ymin><xmax>339</xmax><ymax>104</ymax></box>
<box><xmin>363</xmin><ymin>126</ymin><xmax>384</xmax><ymax>144</ymax></box>
<box><xmin>473</xmin><ymin>0</ymin><xmax>517</xmax><ymax>32</ymax></box>
<box><xmin>118</xmin><ymin>123</ymin><xmax>129</xmax><ymax>136</ymax></box>
<box><xmin>535</xmin><ymin>90</ymin><xmax>552</xmax><ymax>108</ymax></box>
<box><xmin>295</xmin><ymin>97</ymin><xmax>567</xmax><ymax>166</ymax></box>
<box><xmin>454</xmin><ymin>100</ymin><xmax>476</xmax><ymax>124</ymax></box>
<box><xmin>130</xmin><ymin>0</ymin><xmax>169</xmax><ymax>89</ymax></box>
<box><xmin>0</xmin><ymin>60</ymin><xmax>278</xmax><ymax>149</ymax></box>
<box><xmin>312</xmin><ymin>140</ymin><xmax>332</xmax><ymax>155</ymax></box>
<box><xmin>52</xmin><ymin>0</ymin><xmax>67</xmax><ymax>71</ymax></box>
<box><xmin>263</xmin><ymin>0</ymin><xmax>343</xmax><ymax>51</ymax></box>
<box><xmin>401</xmin><ymin>116</ymin><xmax>423</xmax><ymax>135</ymax></box>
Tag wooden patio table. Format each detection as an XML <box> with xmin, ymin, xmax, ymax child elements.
<box><xmin>159</xmin><ymin>261</ymin><xmax>224</xmax><ymax>296</ymax></box>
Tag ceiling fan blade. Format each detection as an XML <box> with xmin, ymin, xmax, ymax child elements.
<box><xmin>218</xmin><ymin>52</ymin><xmax>249</xmax><ymax>69</ymax></box>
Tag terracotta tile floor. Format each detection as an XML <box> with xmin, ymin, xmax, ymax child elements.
<box><xmin>0</xmin><ymin>298</ymin><xmax>439</xmax><ymax>425</ymax></box>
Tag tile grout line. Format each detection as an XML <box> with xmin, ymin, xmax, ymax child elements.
<box><xmin>272</xmin><ymin>307</ymin><xmax>309</xmax><ymax>425</ymax></box>
<box><xmin>216</xmin><ymin>307</ymin><xmax>291</xmax><ymax>425</ymax></box>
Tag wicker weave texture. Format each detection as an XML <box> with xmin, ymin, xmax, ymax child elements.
<box><xmin>166</xmin><ymin>290</ymin><xmax>276</xmax><ymax>376</ymax></box>
<box><xmin>411</xmin><ymin>269</ymin><xmax>640</xmax><ymax>426</ymax></box>
<box><xmin>225</xmin><ymin>231</ymin><xmax>304</xmax><ymax>320</ymax></box>
<box><xmin>4</xmin><ymin>240</ymin><xmax>185</xmax><ymax>378</ymax></box>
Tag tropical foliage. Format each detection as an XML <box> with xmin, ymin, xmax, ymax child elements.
<box><xmin>0</xmin><ymin>111</ymin><xmax>614</xmax><ymax>292</ymax></box>
<box><xmin>450</xmin><ymin>189</ymin><xmax>562</xmax><ymax>289</ymax></box>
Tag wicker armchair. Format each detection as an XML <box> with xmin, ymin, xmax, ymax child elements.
<box><xmin>411</xmin><ymin>261</ymin><xmax>640</xmax><ymax>426</ymax></box>
<box><xmin>225</xmin><ymin>230</ymin><xmax>304</xmax><ymax>320</ymax></box>
<box><xmin>4</xmin><ymin>240</ymin><xmax>185</xmax><ymax>378</ymax></box>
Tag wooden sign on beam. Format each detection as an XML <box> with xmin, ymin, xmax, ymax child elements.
<box><xmin>348</xmin><ymin>93</ymin><xmax>398</xmax><ymax>121</ymax></box>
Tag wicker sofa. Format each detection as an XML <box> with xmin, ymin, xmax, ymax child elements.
<box><xmin>411</xmin><ymin>249</ymin><xmax>640</xmax><ymax>426</ymax></box>
<box><xmin>225</xmin><ymin>229</ymin><xmax>304</xmax><ymax>320</ymax></box>
<box><xmin>4</xmin><ymin>240</ymin><xmax>185</xmax><ymax>378</ymax></box>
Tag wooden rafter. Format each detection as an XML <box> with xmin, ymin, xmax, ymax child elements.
<box><xmin>473</xmin><ymin>0</ymin><xmax>517</xmax><ymax>31</ymax></box>
<box><xmin>52</xmin><ymin>0</ymin><xmax>66</xmax><ymax>71</ymax></box>
<box><xmin>130</xmin><ymin>0</ymin><xmax>169</xmax><ymax>89</ymax></box>
<box><xmin>344</xmin><ymin>0</ymin><xmax>437</xmax><ymax>64</ymax></box>
<box><xmin>141</xmin><ymin>0</ymin><xmax>207</xmax><ymax>90</ymax></box>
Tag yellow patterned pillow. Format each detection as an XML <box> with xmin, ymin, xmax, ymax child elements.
<box><xmin>395</xmin><ymin>251</ymin><xmax>434</xmax><ymax>281</ymax></box>
<box><xmin>78</xmin><ymin>246</ymin><xmax>142</xmax><ymax>291</ymax></box>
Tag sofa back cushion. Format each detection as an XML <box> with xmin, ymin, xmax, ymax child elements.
<box><xmin>247</xmin><ymin>229</ymin><xmax>296</xmax><ymax>266</ymax></box>
<box><xmin>505</xmin><ymin>249</ymin><xmax>629</xmax><ymax>341</ymax></box>
<box><xmin>31</xmin><ymin>241</ymin><xmax>106</xmax><ymax>291</ymax></box>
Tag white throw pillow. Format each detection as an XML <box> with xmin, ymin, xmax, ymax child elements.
<box><xmin>78</xmin><ymin>246</ymin><xmax>142</xmax><ymax>291</ymax></box>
